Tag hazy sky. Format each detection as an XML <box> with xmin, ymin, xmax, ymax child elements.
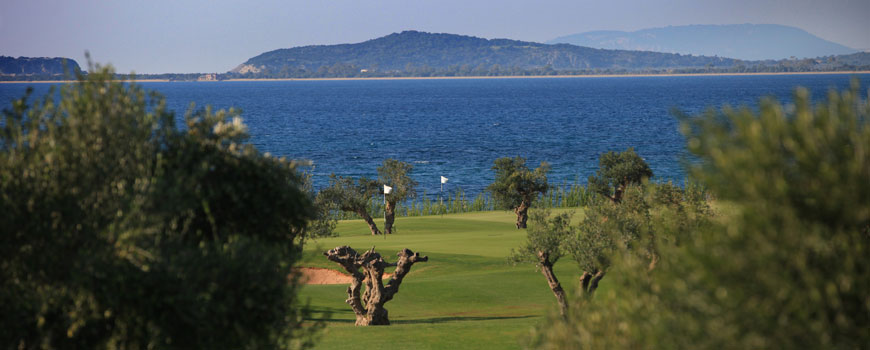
<box><xmin>2</xmin><ymin>0</ymin><xmax>868</xmax><ymax>74</ymax></box>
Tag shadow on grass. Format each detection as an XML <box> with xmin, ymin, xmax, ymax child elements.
<box><xmin>394</xmin><ymin>315</ymin><xmax>536</xmax><ymax>324</ymax></box>
<box><xmin>306</xmin><ymin>315</ymin><xmax>536</xmax><ymax>325</ymax></box>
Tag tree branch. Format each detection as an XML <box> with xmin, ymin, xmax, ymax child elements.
<box><xmin>383</xmin><ymin>248</ymin><xmax>428</xmax><ymax>302</ymax></box>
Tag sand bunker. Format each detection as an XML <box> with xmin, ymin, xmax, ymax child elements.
<box><xmin>296</xmin><ymin>267</ymin><xmax>393</xmax><ymax>285</ymax></box>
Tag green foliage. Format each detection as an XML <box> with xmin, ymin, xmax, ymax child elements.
<box><xmin>299</xmin><ymin>171</ymin><xmax>338</xmax><ymax>241</ymax></box>
<box><xmin>0</xmin><ymin>65</ymin><xmax>318</xmax><ymax>349</ymax></box>
<box><xmin>587</xmin><ymin>148</ymin><xmax>653</xmax><ymax>202</ymax></box>
<box><xmin>319</xmin><ymin>174</ymin><xmax>380</xmax><ymax>215</ymax></box>
<box><xmin>488</xmin><ymin>157</ymin><xmax>550</xmax><ymax>210</ymax></box>
<box><xmin>537</xmin><ymin>181</ymin><xmax>594</xmax><ymax>209</ymax></box>
<box><xmin>377</xmin><ymin>158</ymin><xmax>418</xmax><ymax>204</ymax></box>
<box><xmin>530</xmin><ymin>84</ymin><xmax>870</xmax><ymax>349</ymax></box>
<box><xmin>508</xmin><ymin>210</ymin><xmax>574</xmax><ymax>266</ymax></box>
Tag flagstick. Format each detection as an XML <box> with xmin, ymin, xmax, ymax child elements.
<box><xmin>383</xmin><ymin>191</ymin><xmax>387</xmax><ymax>241</ymax></box>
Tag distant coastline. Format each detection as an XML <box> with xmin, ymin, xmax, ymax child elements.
<box><xmin>2</xmin><ymin>71</ymin><xmax>869</xmax><ymax>84</ymax></box>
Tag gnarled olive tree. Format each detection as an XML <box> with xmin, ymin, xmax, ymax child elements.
<box><xmin>324</xmin><ymin>246</ymin><xmax>428</xmax><ymax>325</ymax></box>
<box><xmin>488</xmin><ymin>157</ymin><xmax>550</xmax><ymax>229</ymax></box>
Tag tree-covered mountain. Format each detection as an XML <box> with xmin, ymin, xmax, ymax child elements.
<box><xmin>548</xmin><ymin>24</ymin><xmax>857</xmax><ymax>61</ymax></box>
<box><xmin>0</xmin><ymin>56</ymin><xmax>81</xmax><ymax>76</ymax></box>
<box><xmin>232</xmin><ymin>31</ymin><xmax>740</xmax><ymax>76</ymax></box>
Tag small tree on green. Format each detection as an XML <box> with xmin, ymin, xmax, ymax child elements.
<box><xmin>488</xmin><ymin>157</ymin><xmax>550</xmax><ymax>229</ymax></box>
<box><xmin>509</xmin><ymin>210</ymin><xmax>575</xmax><ymax>316</ymax></box>
<box><xmin>587</xmin><ymin>148</ymin><xmax>653</xmax><ymax>203</ymax></box>
<box><xmin>377</xmin><ymin>159</ymin><xmax>417</xmax><ymax>234</ymax></box>
<box><xmin>319</xmin><ymin>174</ymin><xmax>382</xmax><ymax>235</ymax></box>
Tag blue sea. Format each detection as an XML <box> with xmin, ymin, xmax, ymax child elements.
<box><xmin>2</xmin><ymin>74</ymin><xmax>868</xmax><ymax>198</ymax></box>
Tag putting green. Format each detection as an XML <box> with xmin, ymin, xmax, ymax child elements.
<box><xmin>299</xmin><ymin>209</ymin><xmax>585</xmax><ymax>350</ymax></box>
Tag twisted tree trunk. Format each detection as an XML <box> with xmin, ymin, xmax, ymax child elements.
<box><xmin>324</xmin><ymin>246</ymin><xmax>428</xmax><ymax>326</ymax></box>
<box><xmin>384</xmin><ymin>201</ymin><xmax>396</xmax><ymax>234</ymax></box>
<box><xmin>579</xmin><ymin>270</ymin><xmax>606</xmax><ymax>296</ymax></box>
<box><xmin>537</xmin><ymin>251</ymin><xmax>568</xmax><ymax>317</ymax></box>
<box><xmin>353</xmin><ymin>208</ymin><xmax>381</xmax><ymax>235</ymax></box>
<box><xmin>515</xmin><ymin>198</ymin><xmax>531</xmax><ymax>229</ymax></box>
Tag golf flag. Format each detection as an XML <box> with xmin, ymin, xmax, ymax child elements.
<box><xmin>383</xmin><ymin>185</ymin><xmax>393</xmax><ymax>194</ymax></box>
<box><xmin>441</xmin><ymin>176</ymin><xmax>449</xmax><ymax>184</ymax></box>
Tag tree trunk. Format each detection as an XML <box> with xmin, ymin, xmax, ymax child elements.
<box><xmin>384</xmin><ymin>201</ymin><xmax>396</xmax><ymax>234</ymax></box>
<box><xmin>611</xmin><ymin>180</ymin><xmax>627</xmax><ymax>203</ymax></box>
<box><xmin>324</xmin><ymin>246</ymin><xmax>428</xmax><ymax>326</ymax></box>
<box><xmin>537</xmin><ymin>251</ymin><xmax>568</xmax><ymax>317</ymax></box>
<box><xmin>580</xmin><ymin>270</ymin><xmax>606</xmax><ymax>296</ymax></box>
<box><xmin>356</xmin><ymin>209</ymin><xmax>381</xmax><ymax>235</ymax></box>
<box><xmin>514</xmin><ymin>199</ymin><xmax>531</xmax><ymax>229</ymax></box>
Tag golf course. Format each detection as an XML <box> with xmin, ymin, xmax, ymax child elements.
<box><xmin>298</xmin><ymin>209</ymin><xmax>584</xmax><ymax>350</ymax></box>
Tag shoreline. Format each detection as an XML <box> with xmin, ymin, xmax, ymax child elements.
<box><xmin>2</xmin><ymin>71</ymin><xmax>869</xmax><ymax>83</ymax></box>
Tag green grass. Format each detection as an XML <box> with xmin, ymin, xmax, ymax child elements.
<box><xmin>299</xmin><ymin>209</ymin><xmax>585</xmax><ymax>349</ymax></box>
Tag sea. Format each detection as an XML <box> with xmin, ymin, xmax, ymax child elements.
<box><xmin>2</xmin><ymin>74</ymin><xmax>868</xmax><ymax>198</ymax></box>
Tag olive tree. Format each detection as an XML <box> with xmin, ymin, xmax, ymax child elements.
<box><xmin>319</xmin><ymin>174</ymin><xmax>382</xmax><ymax>235</ymax></box>
<box><xmin>377</xmin><ymin>159</ymin><xmax>417</xmax><ymax>234</ymax></box>
<box><xmin>324</xmin><ymin>246</ymin><xmax>428</xmax><ymax>325</ymax></box>
<box><xmin>587</xmin><ymin>148</ymin><xmax>653</xmax><ymax>203</ymax></box>
<box><xmin>509</xmin><ymin>210</ymin><xmax>575</xmax><ymax>316</ymax></box>
<box><xmin>513</xmin><ymin>183</ymin><xmax>707</xmax><ymax>318</ymax></box>
<box><xmin>530</xmin><ymin>85</ymin><xmax>870</xmax><ymax>349</ymax></box>
<box><xmin>488</xmin><ymin>157</ymin><xmax>550</xmax><ymax>229</ymax></box>
<box><xmin>0</xmin><ymin>65</ymin><xmax>319</xmax><ymax>349</ymax></box>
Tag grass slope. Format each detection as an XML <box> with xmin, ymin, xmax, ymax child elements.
<box><xmin>299</xmin><ymin>209</ymin><xmax>584</xmax><ymax>349</ymax></box>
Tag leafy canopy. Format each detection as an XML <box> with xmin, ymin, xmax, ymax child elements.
<box><xmin>0</xmin><ymin>64</ymin><xmax>319</xmax><ymax>349</ymax></box>
<box><xmin>319</xmin><ymin>174</ymin><xmax>380</xmax><ymax>213</ymax></box>
<box><xmin>377</xmin><ymin>158</ymin><xmax>417</xmax><ymax>204</ymax></box>
<box><xmin>530</xmin><ymin>83</ymin><xmax>870</xmax><ymax>349</ymax></box>
<box><xmin>488</xmin><ymin>156</ymin><xmax>550</xmax><ymax>209</ymax></box>
<box><xmin>587</xmin><ymin>147</ymin><xmax>653</xmax><ymax>202</ymax></box>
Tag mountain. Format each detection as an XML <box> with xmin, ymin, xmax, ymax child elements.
<box><xmin>0</xmin><ymin>56</ymin><xmax>81</xmax><ymax>76</ymax></box>
<box><xmin>232</xmin><ymin>30</ymin><xmax>740</xmax><ymax>75</ymax></box>
<box><xmin>548</xmin><ymin>24</ymin><xmax>857</xmax><ymax>61</ymax></box>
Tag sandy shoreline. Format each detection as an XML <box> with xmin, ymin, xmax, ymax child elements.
<box><xmin>2</xmin><ymin>71</ymin><xmax>869</xmax><ymax>84</ymax></box>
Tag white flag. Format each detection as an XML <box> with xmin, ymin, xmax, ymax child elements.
<box><xmin>383</xmin><ymin>185</ymin><xmax>393</xmax><ymax>194</ymax></box>
<box><xmin>441</xmin><ymin>176</ymin><xmax>449</xmax><ymax>184</ymax></box>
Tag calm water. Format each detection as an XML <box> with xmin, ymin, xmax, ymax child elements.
<box><xmin>2</xmin><ymin>74</ymin><xmax>868</xmax><ymax>197</ymax></box>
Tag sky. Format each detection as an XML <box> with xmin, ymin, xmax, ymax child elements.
<box><xmin>1</xmin><ymin>0</ymin><xmax>868</xmax><ymax>74</ymax></box>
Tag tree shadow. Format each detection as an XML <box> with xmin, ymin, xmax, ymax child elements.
<box><xmin>307</xmin><ymin>317</ymin><xmax>355</xmax><ymax>324</ymax></box>
<box><xmin>305</xmin><ymin>314</ymin><xmax>536</xmax><ymax>325</ymax></box>
<box><xmin>393</xmin><ymin>315</ymin><xmax>536</xmax><ymax>324</ymax></box>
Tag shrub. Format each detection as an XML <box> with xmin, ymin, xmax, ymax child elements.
<box><xmin>0</xmin><ymin>64</ymin><xmax>318</xmax><ymax>349</ymax></box>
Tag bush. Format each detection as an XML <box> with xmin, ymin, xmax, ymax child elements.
<box><xmin>528</xmin><ymin>84</ymin><xmax>870</xmax><ymax>349</ymax></box>
<box><xmin>0</xmin><ymin>65</ymin><xmax>318</xmax><ymax>349</ymax></box>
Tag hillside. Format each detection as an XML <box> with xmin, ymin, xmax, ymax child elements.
<box><xmin>232</xmin><ymin>31</ymin><xmax>739</xmax><ymax>76</ymax></box>
<box><xmin>0</xmin><ymin>56</ymin><xmax>81</xmax><ymax>76</ymax></box>
<box><xmin>548</xmin><ymin>24</ymin><xmax>857</xmax><ymax>61</ymax></box>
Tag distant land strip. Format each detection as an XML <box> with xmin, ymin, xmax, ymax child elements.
<box><xmin>4</xmin><ymin>71</ymin><xmax>870</xmax><ymax>84</ymax></box>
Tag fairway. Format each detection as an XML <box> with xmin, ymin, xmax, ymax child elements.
<box><xmin>299</xmin><ymin>210</ymin><xmax>583</xmax><ymax>349</ymax></box>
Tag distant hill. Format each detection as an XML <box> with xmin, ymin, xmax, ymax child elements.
<box><xmin>0</xmin><ymin>56</ymin><xmax>81</xmax><ymax>76</ymax></box>
<box><xmin>548</xmin><ymin>24</ymin><xmax>857</xmax><ymax>61</ymax></box>
<box><xmin>232</xmin><ymin>30</ymin><xmax>740</xmax><ymax>75</ymax></box>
